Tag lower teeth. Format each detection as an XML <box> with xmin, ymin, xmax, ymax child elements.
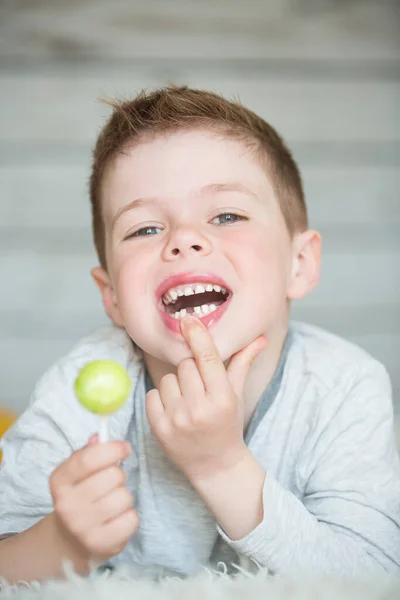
<box><xmin>172</xmin><ymin>304</ymin><xmax>217</xmax><ymax>319</ymax></box>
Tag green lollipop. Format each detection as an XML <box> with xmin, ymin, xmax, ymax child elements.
<box><xmin>74</xmin><ymin>360</ymin><xmax>131</xmax><ymax>442</ymax></box>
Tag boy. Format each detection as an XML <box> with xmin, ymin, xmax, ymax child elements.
<box><xmin>0</xmin><ymin>86</ymin><xmax>399</xmax><ymax>583</ymax></box>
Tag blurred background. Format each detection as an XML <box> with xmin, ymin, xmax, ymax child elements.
<box><xmin>0</xmin><ymin>0</ymin><xmax>399</xmax><ymax>418</ymax></box>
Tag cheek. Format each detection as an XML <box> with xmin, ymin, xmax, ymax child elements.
<box><xmin>231</xmin><ymin>230</ymin><xmax>290</xmax><ymax>282</ymax></box>
<box><xmin>113</xmin><ymin>250</ymin><xmax>150</xmax><ymax>308</ymax></box>
<box><xmin>228</xmin><ymin>231</ymin><xmax>291</xmax><ymax>315</ymax></box>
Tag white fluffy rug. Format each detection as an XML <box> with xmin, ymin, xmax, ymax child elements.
<box><xmin>1</xmin><ymin>564</ymin><xmax>400</xmax><ymax>600</ymax></box>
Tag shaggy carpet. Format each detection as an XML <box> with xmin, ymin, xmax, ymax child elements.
<box><xmin>1</xmin><ymin>563</ymin><xmax>400</xmax><ymax>600</ymax></box>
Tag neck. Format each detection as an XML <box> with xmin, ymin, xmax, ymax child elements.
<box><xmin>241</xmin><ymin>320</ymin><xmax>288</xmax><ymax>427</ymax></box>
<box><xmin>143</xmin><ymin>319</ymin><xmax>289</xmax><ymax>429</ymax></box>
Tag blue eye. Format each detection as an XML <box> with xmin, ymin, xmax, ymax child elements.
<box><xmin>128</xmin><ymin>226</ymin><xmax>162</xmax><ymax>238</ymax></box>
<box><xmin>125</xmin><ymin>213</ymin><xmax>246</xmax><ymax>240</ymax></box>
<box><xmin>212</xmin><ymin>213</ymin><xmax>245</xmax><ymax>224</ymax></box>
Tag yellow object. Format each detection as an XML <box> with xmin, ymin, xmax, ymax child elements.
<box><xmin>0</xmin><ymin>407</ymin><xmax>17</xmax><ymax>462</ymax></box>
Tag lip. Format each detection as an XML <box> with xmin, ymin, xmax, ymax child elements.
<box><xmin>155</xmin><ymin>271</ymin><xmax>233</xmax><ymax>334</ymax></box>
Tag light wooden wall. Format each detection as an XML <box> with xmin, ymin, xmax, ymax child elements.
<box><xmin>0</xmin><ymin>0</ymin><xmax>399</xmax><ymax>414</ymax></box>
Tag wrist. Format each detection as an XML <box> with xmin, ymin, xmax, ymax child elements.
<box><xmin>49</xmin><ymin>512</ymin><xmax>91</xmax><ymax>573</ymax></box>
<box><xmin>187</xmin><ymin>442</ymin><xmax>249</xmax><ymax>485</ymax></box>
<box><xmin>190</xmin><ymin>449</ymin><xmax>266</xmax><ymax>540</ymax></box>
<box><xmin>189</xmin><ymin>442</ymin><xmax>250</xmax><ymax>488</ymax></box>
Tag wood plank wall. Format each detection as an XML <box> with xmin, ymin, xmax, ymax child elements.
<box><xmin>0</xmin><ymin>0</ymin><xmax>399</xmax><ymax>414</ymax></box>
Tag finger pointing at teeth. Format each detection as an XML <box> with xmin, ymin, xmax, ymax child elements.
<box><xmin>180</xmin><ymin>315</ymin><xmax>231</xmax><ymax>398</ymax></box>
<box><xmin>146</xmin><ymin>313</ymin><xmax>267</xmax><ymax>483</ymax></box>
<box><xmin>180</xmin><ymin>315</ymin><xmax>267</xmax><ymax>399</ymax></box>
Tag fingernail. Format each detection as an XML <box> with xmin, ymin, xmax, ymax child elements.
<box><xmin>88</xmin><ymin>433</ymin><xmax>99</xmax><ymax>445</ymax></box>
<box><xmin>181</xmin><ymin>315</ymin><xmax>199</xmax><ymax>326</ymax></box>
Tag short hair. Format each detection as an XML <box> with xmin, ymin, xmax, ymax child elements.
<box><xmin>89</xmin><ymin>85</ymin><xmax>308</xmax><ymax>269</ymax></box>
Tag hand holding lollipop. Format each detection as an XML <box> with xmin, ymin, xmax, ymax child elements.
<box><xmin>74</xmin><ymin>360</ymin><xmax>131</xmax><ymax>443</ymax></box>
<box><xmin>47</xmin><ymin>361</ymin><xmax>136</xmax><ymax>564</ymax></box>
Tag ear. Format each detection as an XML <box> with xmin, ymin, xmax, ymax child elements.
<box><xmin>91</xmin><ymin>267</ymin><xmax>124</xmax><ymax>328</ymax></box>
<box><xmin>287</xmin><ymin>230</ymin><xmax>321</xmax><ymax>300</ymax></box>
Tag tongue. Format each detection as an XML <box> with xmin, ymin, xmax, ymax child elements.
<box><xmin>165</xmin><ymin>290</ymin><xmax>225</xmax><ymax>313</ymax></box>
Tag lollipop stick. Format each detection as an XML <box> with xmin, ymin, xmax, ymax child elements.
<box><xmin>98</xmin><ymin>415</ymin><xmax>109</xmax><ymax>443</ymax></box>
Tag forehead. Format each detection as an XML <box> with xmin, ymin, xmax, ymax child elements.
<box><xmin>101</xmin><ymin>129</ymin><xmax>275</xmax><ymax>219</ymax></box>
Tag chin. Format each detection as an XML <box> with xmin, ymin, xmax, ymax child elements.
<box><xmin>215</xmin><ymin>330</ymin><xmax>251</xmax><ymax>358</ymax></box>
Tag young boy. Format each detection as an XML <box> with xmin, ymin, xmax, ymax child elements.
<box><xmin>0</xmin><ymin>86</ymin><xmax>399</xmax><ymax>583</ymax></box>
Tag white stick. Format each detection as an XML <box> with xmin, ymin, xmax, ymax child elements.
<box><xmin>98</xmin><ymin>415</ymin><xmax>109</xmax><ymax>443</ymax></box>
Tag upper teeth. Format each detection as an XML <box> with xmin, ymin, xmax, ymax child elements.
<box><xmin>163</xmin><ymin>282</ymin><xmax>227</xmax><ymax>304</ymax></box>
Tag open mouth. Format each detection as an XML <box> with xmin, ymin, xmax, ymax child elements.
<box><xmin>161</xmin><ymin>283</ymin><xmax>230</xmax><ymax>320</ymax></box>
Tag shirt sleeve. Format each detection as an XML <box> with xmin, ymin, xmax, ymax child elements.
<box><xmin>217</xmin><ymin>364</ymin><xmax>400</xmax><ymax>576</ymax></box>
<box><xmin>0</xmin><ymin>364</ymin><xmax>94</xmax><ymax>535</ymax></box>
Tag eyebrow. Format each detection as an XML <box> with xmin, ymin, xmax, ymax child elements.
<box><xmin>111</xmin><ymin>182</ymin><xmax>258</xmax><ymax>228</ymax></box>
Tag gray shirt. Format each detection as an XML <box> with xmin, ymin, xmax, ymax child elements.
<box><xmin>1</xmin><ymin>321</ymin><xmax>399</xmax><ymax>577</ymax></box>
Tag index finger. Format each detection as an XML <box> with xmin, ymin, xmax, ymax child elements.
<box><xmin>52</xmin><ymin>440</ymin><xmax>131</xmax><ymax>491</ymax></box>
<box><xmin>180</xmin><ymin>315</ymin><xmax>230</xmax><ymax>395</ymax></box>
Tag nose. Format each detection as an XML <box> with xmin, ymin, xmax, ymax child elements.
<box><xmin>161</xmin><ymin>225</ymin><xmax>212</xmax><ymax>261</ymax></box>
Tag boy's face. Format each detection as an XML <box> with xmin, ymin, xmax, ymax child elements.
<box><xmin>94</xmin><ymin>129</ymin><xmax>319</xmax><ymax>366</ymax></box>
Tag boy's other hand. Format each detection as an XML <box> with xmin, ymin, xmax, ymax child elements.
<box><xmin>146</xmin><ymin>315</ymin><xmax>267</xmax><ymax>482</ymax></box>
<box><xmin>49</xmin><ymin>438</ymin><xmax>138</xmax><ymax>563</ymax></box>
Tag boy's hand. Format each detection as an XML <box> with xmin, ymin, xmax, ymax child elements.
<box><xmin>146</xmin><ymin>315</ymin><xmax>267</xmax><ymax>481</ymax></box>
<box><xmin>49</xmin><ymin>438</ymin><xmax>138</xmax><ymax>563</ymax></box>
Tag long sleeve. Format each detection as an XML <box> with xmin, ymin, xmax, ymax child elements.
<box><xmin>0</xmin><ymin>326</ymin><xmax>137</xmax><ymax>536</ymax></box>
<box><xmin>217</xmin><ymin>364</ymin><xmax>400</xmax><ymax>576</ymax></box>
<box><xmin>0</xmin><ymin>367</ymin><xmax>76</xmax><ymax>534</ymax></box>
